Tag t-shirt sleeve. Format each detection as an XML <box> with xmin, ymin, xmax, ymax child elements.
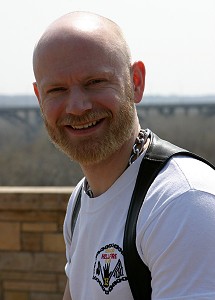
<box><xmin>138</xmin><ymin>189</ymin><xmax>215</xmax><ymax>299</ymax></box>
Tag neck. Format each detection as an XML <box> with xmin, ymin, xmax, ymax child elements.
<box><xmin>80</xmin><ymin>126</ymin><xmax>142</xmax><ymax>197</ymax></box>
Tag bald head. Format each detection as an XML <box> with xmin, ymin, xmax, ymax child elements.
<box><xmin>33</xmin><ymin>11</ymin><xmax>131</xmax><ymax>79</ymax></box>
<box><xmin>32</xmin><ymin>11</ymin><xmax>145</xmax><ymax>165</ymax></box>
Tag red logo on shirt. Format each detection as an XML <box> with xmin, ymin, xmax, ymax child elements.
<box><xmin>92</xmin><ymin>243</ymin><xmax>127</xmax><ymax>294</ymax></box>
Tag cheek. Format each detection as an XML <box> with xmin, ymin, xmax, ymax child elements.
<box><xmin>98</xmin><ymin>89</ymin><xmax>125</xmax><ymax>113</ymax></box>
<box><xmin>41</xmin><ymin>100</ymin><xmax>62</xmax><ymax>125</ymax></box>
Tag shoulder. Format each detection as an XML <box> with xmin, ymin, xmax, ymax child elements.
<box><xmin>147</xmin><ymin>154</ymin><xmax>215</xmax><ymax>206</ymax></box>
<box><xmin>171</xmin><ymin>155</ymin><xmax>215</xmax><ymax>192</ymax></box>
<box><xmin>67</xmin><ymin>178</ymin><xmax>84</xmax><ymax>212</ymax></box>
<box><xmin>63</xmin><ymin>178</ymin><xmax>84</xmax><ymax>242</ymax></box>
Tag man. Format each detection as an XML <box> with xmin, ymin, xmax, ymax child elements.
<box><xmin>33</xmin><ymin>11</ymin><xmax>215</xmax><ymax>300</ymax></box>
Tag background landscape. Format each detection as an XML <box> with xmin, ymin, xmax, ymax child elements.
<box><xmin>0</xmin><ymin>94</ymin><xmax>215</xmax><ymax>186</ymax></box>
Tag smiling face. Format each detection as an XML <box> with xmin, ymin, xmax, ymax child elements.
<box><xmin>33</xmin><ymin>13</ymin><xmax>143</xmax><ymax>165</ymax></box>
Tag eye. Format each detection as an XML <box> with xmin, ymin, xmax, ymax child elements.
<box><xmin>46</xmin><ymin>87</ymin><xmax>67</xmax><ymax>94</ymax></box>
<box><xmin>87</xmin><ymin>78</ymin><xmax>106</xmax><ymax>86</ymax></box>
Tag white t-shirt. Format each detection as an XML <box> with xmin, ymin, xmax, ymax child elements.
<box><xmin>63</xmin><ymin>153</ymin><xmax>215</xmax><ymax>300</ymax></box>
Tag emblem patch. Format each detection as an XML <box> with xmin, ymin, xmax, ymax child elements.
<box><xmin>92</xmin><ymin>243</ymin><xmax>127</xmax><ymax>294</ymax></box>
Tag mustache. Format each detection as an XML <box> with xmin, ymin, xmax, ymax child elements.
<box><xmin>56</xmin><ymin>110</ymin><xmax>112</xmax><ymax>126</ymax></box>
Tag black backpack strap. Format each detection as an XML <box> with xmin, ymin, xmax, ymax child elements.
<box><xmin>145</xmin><ymin>133</ymin><xmax>215</xmax><ymax>169</ymax></box>
<box><xmin>70</xmin><ymin>186</ymin><xmax>82</xmax><ymax>240</ymax></box>
<box><xmin>123</xmin><ymin>132</ymin><xmax>215</xmax><ymax>300</ymax></box>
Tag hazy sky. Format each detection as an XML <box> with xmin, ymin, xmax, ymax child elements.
<box><xmin>0</xmin><ymin>0</ymin><xmax>214</xmax><ymax>96</ymax></box>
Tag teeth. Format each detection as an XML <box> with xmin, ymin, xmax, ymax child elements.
<box><xmin>72</xmin><ymin>121</ymin><xmax>97</xmax><ymax>130</ymax></box>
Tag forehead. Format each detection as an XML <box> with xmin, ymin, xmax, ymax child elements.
<box><xmin>35</xmin><ymin>31</ymin><xmax>126</xmax><ymax>83</ymax></box>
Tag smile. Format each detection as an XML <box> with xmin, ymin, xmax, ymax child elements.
<box><xmin>71</xmin><ymin>120</ymin><xmax>98</xmax><ymax>130</ymax></box>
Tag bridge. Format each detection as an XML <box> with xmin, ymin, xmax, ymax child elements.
<box><xmin>0</xmin><ymin>106</ymin><xmax>42</xmax><ymax>128</ymax></box>
<box><xmin>0</xmin><ymin>101</ymin><xmax>215</xmax><ymax>127</ymax></box>
<box><xmin>137</xmin><ymin>101</ymin><xmax>215</xmax><ymax>116</ymax></box>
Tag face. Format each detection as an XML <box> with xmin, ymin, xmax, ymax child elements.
<box><xmin>34</xmin><ymin>33</ymin><xmax>138</xmax><ymax>166</ymax></box>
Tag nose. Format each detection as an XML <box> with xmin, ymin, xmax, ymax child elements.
<box><xmin>66</xmin><ymin>87</ymin><xmax>92</xmax><ymax>115</ymax></box>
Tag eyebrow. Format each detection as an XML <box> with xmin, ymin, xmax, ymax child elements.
<box><xmin>41</xmin><ymin>69</ymin><xmax>115</xmax><ymax>88</ymax></box>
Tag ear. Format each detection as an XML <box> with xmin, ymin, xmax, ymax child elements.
<box><xmin>33</xmin><ymin>82</ymin><xmax>41</xmax><ymax>103</ymax></box>
<box><xmin>131</xmin><ymin>61</ymin><xmax>146</xmax><ymax>104</ymax></box>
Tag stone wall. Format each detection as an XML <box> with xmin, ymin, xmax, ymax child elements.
<box><xmin>0</xmin><ymin>187</ymin><xmax>73</xmax><ymax>300</ymax></box>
